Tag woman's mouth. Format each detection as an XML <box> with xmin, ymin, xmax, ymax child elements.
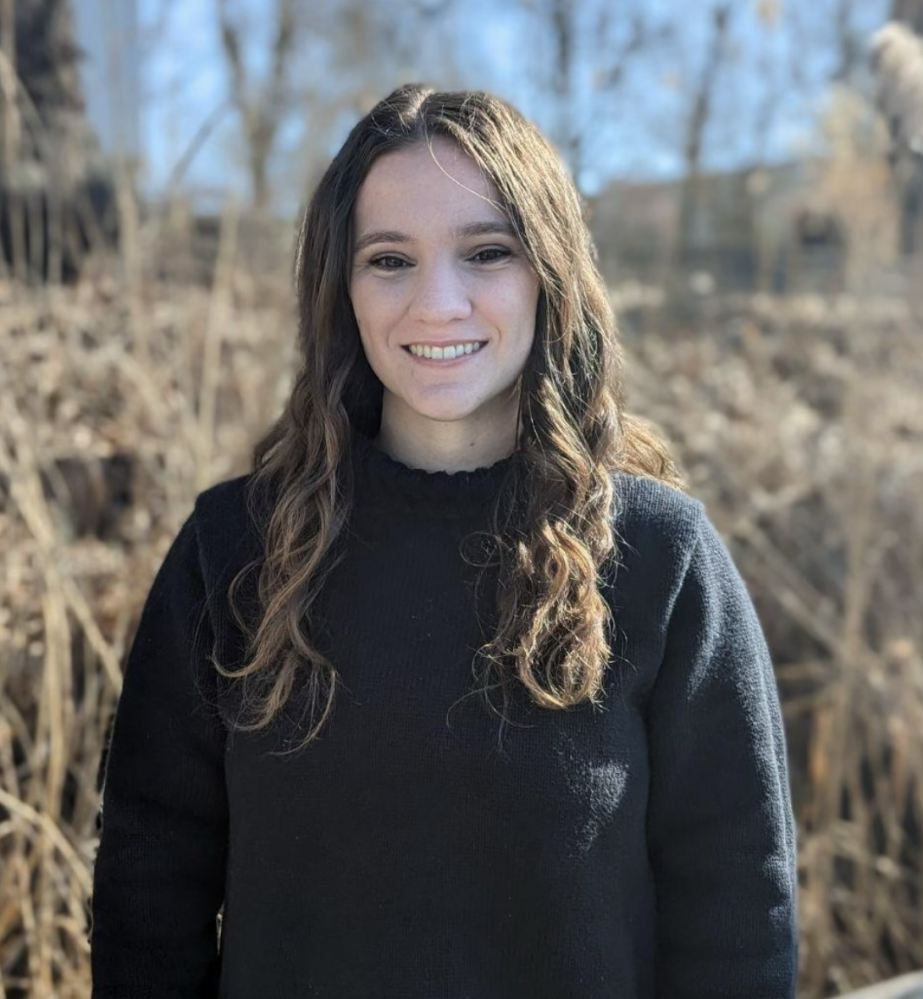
<box><xmin>402</xmin><ymin>341</ymin><xmax>487</xmax><ymax>361</ymax></box>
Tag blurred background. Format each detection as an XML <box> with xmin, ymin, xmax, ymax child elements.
<box><xmin>1</xmin><ymin>0</ymin><xmax>922</xmax><ymax>996</ymax></box>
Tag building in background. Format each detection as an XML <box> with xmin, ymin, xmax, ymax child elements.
<box><xmin>593</xmin><ymin>156</ymin><xmax>899</xmax><ymax>297</ymax></box>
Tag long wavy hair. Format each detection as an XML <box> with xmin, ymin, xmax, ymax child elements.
<box><xmin>220</xmin><ymin>83</ymin><xmax>687</xmax><ymax>753</ymax></box>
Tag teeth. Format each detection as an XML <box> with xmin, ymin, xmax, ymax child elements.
<box><xmin>407</xmin><ymin>342</ymin><xmax>484</xmax><ymax>359</ymax></box>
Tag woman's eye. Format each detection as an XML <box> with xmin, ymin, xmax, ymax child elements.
<box><xmin>471</xmin><ymin>247</ymin><xmax>511</xmax><ymax>264</ymax></box>
<box><xmin>369</xmin><ymin>255</ymin><xmax>408</xmax><ymax>270</ymax></box>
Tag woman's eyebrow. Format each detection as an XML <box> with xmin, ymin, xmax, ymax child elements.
<box><xmin>455</xmin><ymin>220</ymin><xmax>516</xmax><ymax>239</ymax></box>
<box><xmin>353</xmin><ymin>220</ymin><xmax>515</xmax><ymax>255</ymax></box>
<box><xmin>353</xmin><ymin>229</ymin><xmax>409</xmax><ymax>254</ymax></box>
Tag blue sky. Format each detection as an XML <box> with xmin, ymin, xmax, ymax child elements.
<box><xmin>73</xmin><ymin>0</ymin><xmax>892</xmax><ymax>210</ymax></box>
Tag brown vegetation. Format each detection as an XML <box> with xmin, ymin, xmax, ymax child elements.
<box><xmin>0</xmin><ymin>228</ymin><xmax>295</xmax><ymax>996</ymax></box>
<box><xmin>620</xmin><ymin>287</ymin><xmax>923</xmax><ymax>994</ymax></box>
<box><xmin>2</xmin><ymin>0</ymin><xmax>923</xmax><ymax>995</ymax></box>
<box><xmin>0</xmin><ymin>228</ymin><xmax>921</xmax><ymax>994</ymax></box>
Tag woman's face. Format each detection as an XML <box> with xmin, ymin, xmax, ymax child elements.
<box><xmin>349</xmin><ymin>138</ymin><xmax>539</xmax><ymax>443</ymax></box>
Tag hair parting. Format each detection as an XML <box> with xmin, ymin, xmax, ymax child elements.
<box><xmin>221</xmin><ymin>83</ymin><xmax>687</xmax><ymax>754</ymax></box>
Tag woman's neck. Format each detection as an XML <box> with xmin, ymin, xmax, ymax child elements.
<box><xmin>374</xmin><ymin>412</ymin><xmax>518</xmax><ymax>474</ymax></box>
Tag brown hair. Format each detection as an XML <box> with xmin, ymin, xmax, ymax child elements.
<box><xmin>221</xmin><ymin>83</ymin><xmax>686</xmax><ymax>753</ymax></box>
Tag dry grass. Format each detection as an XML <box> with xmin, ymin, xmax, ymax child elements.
<box><xmin>619</xmin><ymin>287</ymin><xmax>923</xmax><ymax>996</ymax></box>
<box><xmin>0</xmin><ymin>242</ymin><xmax>921</xmax><ymax>996</ymax></box>
<box><xmin>0</xmin><ymin>224</ymin><xmax>296</xmax><ymax>996</ymax></box>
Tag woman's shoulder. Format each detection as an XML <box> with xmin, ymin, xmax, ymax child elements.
<box><xmin>192</xmin><ymin>472</ymin><xmax>253</xmax><ymax>527</ymax></box>
<box><xmin>607</xmin><ymin>471</ymin><xmax>754</xmax><ymax>626</ymax></box>
<box><xmin>609</xmin><ymin>470</ymin><xmax>705</xmax><ymax>565</ymax></box>
<box><xmin>186</xmin><ymin>473</ymin><xmax>261</xmax><ymax>582</ymax></box>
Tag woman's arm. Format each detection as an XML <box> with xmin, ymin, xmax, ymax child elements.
<box><xmin>646</xmin><ymin>505</ymin><xmax>798</xmax><ymax>999</ymax></box>
<box><xmin>90</xmin><ymin>513</ymin><xmax>229</xmax><ymax>998</ymax></box>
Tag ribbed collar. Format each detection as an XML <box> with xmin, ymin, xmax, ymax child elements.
<box><xmin>349</xmin><ymin>427</ymin><xmax>518</xmax><ymax>518</ymax></box>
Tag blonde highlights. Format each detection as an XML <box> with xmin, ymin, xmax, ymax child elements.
<box><xmin>221</xmin><ymin>85</ymin><xmax>686</xmax><ymax>753</ymax></box>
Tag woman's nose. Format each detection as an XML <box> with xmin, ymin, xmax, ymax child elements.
<box><xmin>407</xmin><ymin>260</ymin><xmax>473</xmax><ymax>324</ymax></box>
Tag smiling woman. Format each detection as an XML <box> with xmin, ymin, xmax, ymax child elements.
<box><xmin>89</xmin><ymin>84</ymin><xmax>798</xmax><ymax>999</ymax></box>
<box><xmin>349</xmin><ymin>137</ymin><xmax>540</xmax><ymax>471</ymax></box>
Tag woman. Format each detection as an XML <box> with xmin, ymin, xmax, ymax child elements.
<box><xmin>90</xmin><ymin>84</ymin><xmax>797</xmax><ymax>998</ymax></box>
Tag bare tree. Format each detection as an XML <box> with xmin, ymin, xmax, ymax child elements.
<box><xmin>673</xmin><ymin>2</ymin><xmax>734</xmax><ymax>271</ymax></box>
<box><xmin>871</xmin><ymin>13</ymin><xmax>923</xmax><ymax>253</ymax></box>
<box><xmin>0</xmin><ymin>0</ymin><xmax>113</xmax><ymax>280</ymax></box>
<box><xmin>742</xmin><ymin>0</ymin><xmax>878</xmax><ymax>165</ymax></box>
<box><xmin>214</xmin><ymin>0</ymin><xmax>297</xmax><ymax>212</ymax></box>
<box><xmin>518</xmin><ymin>0</ymin><xmax>658</xmax><ymax>193</ymax></box>
<box><xmin>212</xmin><ymin>0</ymin><xmax>461</xmax><ymax>215</ymax></box>
<box><xmin>892</xmin><ymin>0</ymin><xmax>923</xmax><ymax>31</ymax></box>
<box><xmin>831</xmin><ymin>0</ymin><xmax>866</xmax><ymax>81</ymax></box>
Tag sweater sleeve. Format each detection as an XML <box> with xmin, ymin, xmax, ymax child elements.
<box><xmin>646</xmin><ymin>504</ymin><xmax>798</xmax><ymax>999</ymax></box>
<box><xmin>90</xmin><ymin>512</ymin><xmax>229</xmax><ymax>999</ymax></box>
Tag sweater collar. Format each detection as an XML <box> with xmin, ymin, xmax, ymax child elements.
<box><xmin>349</xmin><ymin>427</ymin><xmax>518</xmax><ymax>517</ymax></box>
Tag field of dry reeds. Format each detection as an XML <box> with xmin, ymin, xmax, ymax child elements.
<box><xmin>0</xmin><ymin>222</ymin><xmax>921</xmax><ymax>997</ymax></box>
<box><xmin>622</xmin><ymin>284</ymin><xmax>923</xmax><ymax>994</ymax></box>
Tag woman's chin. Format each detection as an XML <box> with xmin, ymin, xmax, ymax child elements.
<box><xmin>391</xmin><ymin>395</ymin><xmax>484</xmax><ymax>427</ymax></box>
<box><xmin>382</xmin><ymin>385</ymin><xmax>517</xmax><ymax>432</ymax></box>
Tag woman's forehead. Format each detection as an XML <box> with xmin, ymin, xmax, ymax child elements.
<box><xmin>354</xmin><ymin>140</ymin><xmax>504</xmax><ymax>228</ymax></box>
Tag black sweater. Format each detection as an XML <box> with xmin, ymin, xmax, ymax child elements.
<box><xmin>90</xmin><ymin>432</ymin><xmax>798</xmax><ymax>998</ymax></box>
